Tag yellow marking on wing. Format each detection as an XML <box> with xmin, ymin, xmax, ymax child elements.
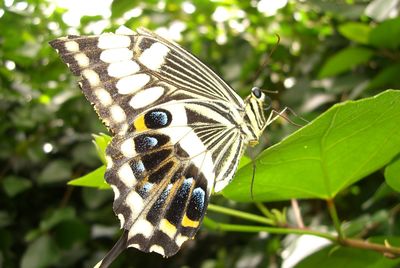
<box><xmin>134</xmin><ymin>114</ymin><xmax>147</xmax><ymax>131</ymax></box>
<box><xmin>160</xmin><ymin>219</ymin><xmax>177</xmax><ymax>238</ymax></box>
<box><xmin>181</xmin><ymin>214</ymin><xmax>199</xmax><ymax>228</ymax></box>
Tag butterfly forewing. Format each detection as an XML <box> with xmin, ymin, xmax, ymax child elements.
<box><xmin>49</xmin><ymin>27</ymin><xmax>265</xmax><ymax>264</ymax></box>
<box><xmin>50</xmin><ymin>29</ymin><xmax>244</xmax><ymax>134</ymax></box>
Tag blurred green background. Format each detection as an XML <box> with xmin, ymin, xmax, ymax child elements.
<box><xmin>1</xmin><ymin>0</ymin><xmax>399</xmax><ymax>267</ymax></box>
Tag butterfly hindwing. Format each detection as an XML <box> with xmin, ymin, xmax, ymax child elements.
<box><xmin>104</xmin><ymin>102</ymin><xmax>212</xmax><ymax>256</ymax></box>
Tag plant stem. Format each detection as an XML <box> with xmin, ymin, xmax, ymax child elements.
<box><xmin>204</xmin><ymin>218</ymin><xmax>337</xmax><ymax>241</ymax></box>
<box><xmin>326</xmin><ymin>198</ymin><xmax>343</xmax><ymax>239</ymax></box>
<box><xmin>206</xmin><ymin>202</ymin><xmax>400</xmax><ymax>258</ymax></box>
<box><xmin>203</xmin><ymin>218</ymin><xmax>400</xmax><ymax>257</ymax></box>
<box><xmin>340</xmin><ymin>238</ymin><xmax>400</xmax><ymax>257</ymax></box>
<box><xmin>207</xmin><ymin>204</ymin><xmax>275</xmax><ymax>226</ymax></box>
<box><xmin>255</xmin><ymin>202</ymin><xmax>274</xmax><ymax>218</ymax></box>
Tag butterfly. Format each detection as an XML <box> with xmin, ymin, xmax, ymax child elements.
<box><xmin>50</xmin><ymin>26</ymin><xmax>278</xmax><ymax>267</ymax></box>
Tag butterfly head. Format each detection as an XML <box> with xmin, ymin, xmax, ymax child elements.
<box><xmin>251</xmin><ymin>87</ymin><xmax>265</xmax><ymax>101</ymax></box>
<box><xmin>243</xmin><ymin>87</ymin><xmax>272</xmax><ymax>146</ymax></box>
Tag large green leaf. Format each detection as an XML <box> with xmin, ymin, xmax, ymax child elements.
<box><xmin>223</xmin><ymin>90</ymin><xmax>400</xmax><ymax>202</ymax></box>
<box><xmin>318</xmin><ymin>47</ymin><xmax>373</xmax><ymax>78</ymax></box>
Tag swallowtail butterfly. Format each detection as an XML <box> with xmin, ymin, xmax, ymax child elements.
<box><xmin>50</xmin><ymin>26</ymin><xmax>278</xmax><ymax>267</ymax></box>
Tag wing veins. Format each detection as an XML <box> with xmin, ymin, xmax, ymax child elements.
<box><xmin>164</xmin><ymin>53</ymin><xmax>229</xmax><ymax>100</ymax></box>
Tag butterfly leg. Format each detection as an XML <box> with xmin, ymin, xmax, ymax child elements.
<box><xmin>264</xmin><ymin>107</ymin><xmax>288</xmax><ymax>127</ymax></box>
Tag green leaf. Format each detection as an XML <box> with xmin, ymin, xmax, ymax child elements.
<box><xmin>238</xmin><ymin>155</ymin><xmax>252</xmax><ymax>170</ymax></box>
<box><xmin>92</xmin><ymin>133</ymin><xmax>112</xmax><ymax>165</ymax></box>
<box><xmin>343</xmin><ymin>210</ymin><xmax>389</xmax><ymax>237</ymax></box>
<box><xmin>82</xmin><ymin>187</ymin><xmax>113</xmax><ymax>209</ymax></box>
<box><xmin>223</xmin><ymin>90</ymin><xmax>400</xmax><ymax>202</ymax></box>
<box><xmin>37</xmin><ymin>160</ymin><xmax>72</xmax><ymax>184</ymax></box>
<box><xmin>362</xmin><ymin>183</ymin><xmax>396</xmax><ymax>209</ymax></box>
<box><xmin>111</xmin><ymin>0</ymin><xmax>140</xmax><ymax>19</ymax></box>
<box><xmin>72</xmin><ymin>142</ymin><xmax>99</xmax><ymax>166</ymax></box>
<box><xmin>54</xmin><ymin>219</ymin><xmax>90</xmax><ymax>249</ymax></box>
<box><xmin>69</xmin><ymin>134</ymin><xmax>112</xmax><ymax>189</ymax></box>
<box><xmin>318</xmin><ymin>47</ymin><xmax>374</xmax><ymax>78</ymax></box>
<box><xmin>80</xmin><ymin>15</ymin><xmax>103</xmax><ymax>26</ymax></box>
<box><xmin>0</xmin><ymin>211</ymin><xmax>12</xmax><ymax>228</ymax></box>
<box><xmin>2</xmin><ymin>176</ymin><xmax>32</xmax><ymax>197</ymax></box>
<box><xmin>369</xmin><ymin>17</ymin><xmax>400</xmax><ymax>50</ymax></box>
<box><xmin>25</xmin><ymin>207</ymin><xmax>77</xmax><ymax>242</ymax></box>
<box><xmin>384</xmin><ymin>156</ymin><xmax>400</xmax><ymax>192</ymax></box>
<box><xmin>68</xmin><ymin>166</ymin><xmax>110</xmax><ymax>189</ymax></box>
<box><xmin>367</xmin><ymin>63</ymin><xmax>400</xmax><ymax>90</ymax></box>
<box><xmin>39</xmin><ymin>207</ymin><xmax>76</xmax><ymax>232</ymax></box>
<box><xmin>20</xmin><ymin>235</ymin><xmax>60</xmax><ymax>268</ymax></box>
<box><xmin>338</xmin><ymin>22</ymin><xmax>371</xmax><ymax>44</ymax></box>
<box><xmin>295</xmin><ymin>238</ymin><xmax>400</xmax><ymax>268</ymax></box>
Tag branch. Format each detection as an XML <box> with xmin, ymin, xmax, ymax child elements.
<box><xmin>340</xmin><ymin>238</ymin><xmax>400</xmax><ymax>258</ymax></box>
<box><xmin>206</xmin><ymin>203</ymin><xmax>400</xmax><ymax>258</ymax></box>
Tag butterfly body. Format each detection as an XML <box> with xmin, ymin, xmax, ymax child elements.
<box><xmin>50</xmin><ymin>27</ymin><xmax>271</xmax><ymax>266</ymax></box>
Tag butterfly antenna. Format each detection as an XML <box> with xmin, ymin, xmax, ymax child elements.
<box><xmin>248</xmin><ymin>34</ymin><xmax>281</xmax><ymax>85</ymax></box>
<box><xmin>250</xmin><ymin>160</ymin><xmax>256</xmax><ymax>200</ymax></box>
<box><xmin>261</xmin><ymin>89</ymin><xmax>279</xmax><ymax>94</ymax></box>
<box><xmin>95</xmin><ymin>230</ymin><xmax>128</xmax><ymax>268</ymax></box>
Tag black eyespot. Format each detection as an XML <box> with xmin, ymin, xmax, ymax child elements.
<box><xmin>252</xmin><ymin>87</ymin><xmax>262</xmax><ymax>98</ymax></box>
<box><xmin>144</xmin><ymin>109</ymin><xmax>172</xmax><ymax>129</ymax></box>
<box><xmin>134</xmin><ymin>134</ymin><xmax>169</xmax><ymax>153</ymax></box>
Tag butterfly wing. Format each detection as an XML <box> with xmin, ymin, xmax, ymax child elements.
<box><xmin>49</xmin><ymin>28</ymin><xmax>244</xmax><ymax>135</ymax></box>
<box><xmin>105</xmin><ymin>102</ymin><xmax>213</xmax><ymax>257</ymax></box>
<box><xmin>50</xmin><ymin>28</ymin><xmax>246</xmax><ymax>261</ymax></box>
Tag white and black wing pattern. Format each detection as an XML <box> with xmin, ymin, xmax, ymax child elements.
<box><xmin>50</xmin><ymin>27</ymin><xmax>245</xmax><ymax>135</ymax></box>
<box><xmin>49</xmin><ymin>27</ymin><xmax>255</xmax><ymax>266</ymax></box>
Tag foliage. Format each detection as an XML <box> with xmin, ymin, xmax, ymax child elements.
<box><xmin>0</xmin><ymin>0</ymin><xmax>399</xmax><ymax>267</ymax></box>
<box><xmin>225</xmin><ymin>90</ymin><xmax>400</xmax><ymax>201</ymax></box>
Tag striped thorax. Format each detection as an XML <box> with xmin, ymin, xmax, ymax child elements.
<box><xmin>242</xmin><ymin>87</ymin><xmax>269</xmax><ymax>146</ymax></box>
